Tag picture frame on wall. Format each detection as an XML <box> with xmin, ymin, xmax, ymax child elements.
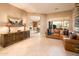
<box><xmin>7</xmin><ymin>16</ymin><xmax>23</xmax><ymax>27</ymax></box>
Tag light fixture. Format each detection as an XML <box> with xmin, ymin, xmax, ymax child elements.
<box><xmin>55</xmin><ymin>8</ymin><xmax>59</xmax><ymax>10</ymax></box>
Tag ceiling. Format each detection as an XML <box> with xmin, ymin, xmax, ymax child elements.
<box><xmin>10</xmin><ymin>3</ymin><xmax>75</xmax><ymax>14</ymax></box>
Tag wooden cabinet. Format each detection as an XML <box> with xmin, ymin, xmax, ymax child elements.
<box><xmin>0</xmin><ymin>30</ymin><xmax>30</xmax><ymax>47</ymax></box>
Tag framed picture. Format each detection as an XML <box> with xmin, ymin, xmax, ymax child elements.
<box><xmin>8</xmin><ymin>16</ymin><xmax>23</xmax><ymax>27</ymax></box>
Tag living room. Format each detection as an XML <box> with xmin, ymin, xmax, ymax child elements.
<box><xmin>0</xmin><ymin>3</ymin><xmax>79</xmax><ymax>56</ymax></box>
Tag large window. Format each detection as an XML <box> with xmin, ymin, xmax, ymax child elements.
<box><xmin>53</xmin><ymin>21</ymin><xmax>62</xmax><ymax>28</ymax></box>
<box><xmin>52</xmin><ymin>20</ymin><xmax>70</xmax><ymax>29</ymax></box>
<box><xmin>63</xmin><ymin>21</ymin><xmax>70</xmax><ymax>29</ymax></box>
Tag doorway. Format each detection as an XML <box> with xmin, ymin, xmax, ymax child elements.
<box><xmin>29</xmin><ymin>16</ymin><xmax>41</xmax><ymax>37</ymax></box>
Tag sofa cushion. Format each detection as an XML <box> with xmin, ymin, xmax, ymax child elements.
<box><xmin>70</xmin><ymin>33</ymin><xmax>77</xmax><ymax>40</ymax></box>
<box><xmin>53</xmin><ymin>29</ymin><xmax>60</xmax><ymax>34</ymax></box>
<box><xmin>77</xmin><ymin>35</ymin><xmax>79</xmax><ymax>40</ymax></box>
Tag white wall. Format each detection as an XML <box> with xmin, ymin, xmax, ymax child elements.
<box><xmin>0</xmin><ymin>4</ymin><xmax>28</xmax><ymax>34</ymax></box>
<box><xmin>0</xmin><ymin>3</ymin><xmax>27</xmax><ymax>26</ymax></box>
<box><xmin>40</xmin><ymin>15</ymin><xmax>47</xmax><ymax>37</ymax></box>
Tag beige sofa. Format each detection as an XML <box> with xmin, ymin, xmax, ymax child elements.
<box><xmin>46</xmin><ymin>29</ymin><xmax>63</xmax><ymax>40</ymax></box>
<box><xmin>64</xmin><ymin>33</ymin><xmax>79</xmax><ymax>53</ymax></box>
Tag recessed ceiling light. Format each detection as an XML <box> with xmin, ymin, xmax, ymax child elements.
<box><xmin>55</xmin><ymin>8</ymin><xmax>59</xmax><ymax>10</ymax></box>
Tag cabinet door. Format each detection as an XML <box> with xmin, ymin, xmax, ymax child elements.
<box><xmin>27</xmin><ymin>31</ymin><xmax>30</xmax><ymax>38</ymax></box>
<box><xmin>24</xmin><ymin>32</ymin><xmax>27</xmax><ymax>39</ymax></box>
<box><xmin>19</xmin><ymin>32</ymin><xmax>24</xmax><ymax>41</ymax></box>
<box><xmin>4</xmin><ymin>34</ymin><xmax>13</xmax><ymax>47</ymax></box>
<box><xmin>24</xmin><ymin>31</ymin><xmax>30</xmax><ymax>39</ymax></box>
<box><xmin>14</xmin><ymin>32</ymin><xmax>23</xmax><ymax>42</ymax></box>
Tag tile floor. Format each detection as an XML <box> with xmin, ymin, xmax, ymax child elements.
<box><xmin>0</xmin><ymin>32</ymin><xmax>79</xmax><ymax>56</ymax></box>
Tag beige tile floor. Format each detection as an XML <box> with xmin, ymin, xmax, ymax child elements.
<box><xmin>0</xmin><ymin>32</ymin><xmax>79</xmax><ymax>56</ymax></box>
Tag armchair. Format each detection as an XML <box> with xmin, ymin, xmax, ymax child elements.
<box><xmin>64</xmin><ymin>33</ymin><xmax>79</xmax><ymax>53</ymax></box>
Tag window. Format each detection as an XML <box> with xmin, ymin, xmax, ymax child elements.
<box><xmin>63</xmin><ymin>21</ymin><xmax>70</xmax><ymax>29</ymax></box>
<box><xmin>53</xmin><ymin>21</ymin><xmax>62</xmax><ymax>28</ymax></box>
<box><xmin>49</xmin><ymin>20</ymin><xmax>70</xmax><ymax>29</ymax></box>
